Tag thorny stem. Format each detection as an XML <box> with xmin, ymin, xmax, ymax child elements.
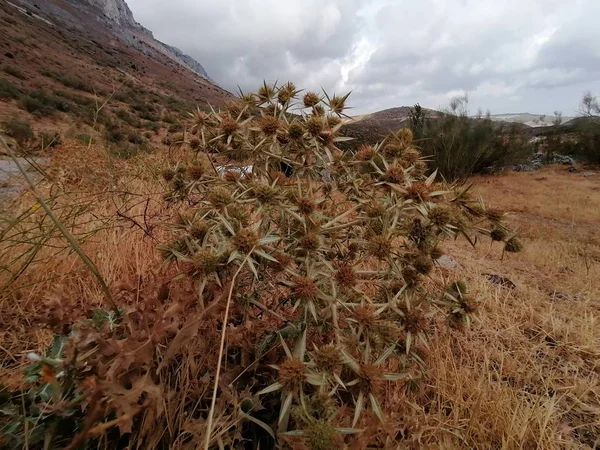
<box><xmin>1</xmin><ymin>136</ymin><xmax>118</xmax><ymax>313</ymax></box>
<box><xmin>205</xmin><ymin>249</ymin><xmax>255</xmax><ymax>450</ymax></box>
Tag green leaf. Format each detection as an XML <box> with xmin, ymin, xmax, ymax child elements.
<box><xmin>46</xmin><ymin>335</ymin><xmax>67</xmax><ymax>359</ymax></box>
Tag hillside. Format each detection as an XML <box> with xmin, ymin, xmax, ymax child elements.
<box><xmin>488</xmin><ymin>112</ymin><xmax>576</xmax><ymax>128</ymax></box>
<box><xmin>0</xmin><ymin>0</ymin><xmax>233</xmax><ymax>153</ymax></box>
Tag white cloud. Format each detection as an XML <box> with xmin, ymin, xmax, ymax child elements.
<box><xmin>127</xmin><ymin>0</ymin><xmax>600</xmax><ymax>115</ymax></box>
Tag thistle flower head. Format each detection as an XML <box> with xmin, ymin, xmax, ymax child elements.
<box><xmin>220</xmin><ymin>117</ymin><xmax>239</xmax><ymax>136</ymax></box>
<box><xmin>293</xmin><ymin>276</ymin><xmax>318</xmax><ymax>300</ymax></box>
<box><xmin>259</xmin><ymin>116</ymin><xmax>280</xmax><ymax>135</ymax></box>
<box><xmin>208</xmin><ymin>187</ymin><xmax>232</xmax><ymax>209</ymax></box>
<box><xmin>368</xmin><ymin>235</ymin><xmax>391</xmax><ymax>260</ymax></box>
<box><xmin>505</xmin><ymin>237</ymin><xmax>522</xmax><ymax>253</ymax></box>
<box><xmin>490</xmin><ymin>228</ymin><xmax>507</xmax><ymax>241</ymax></box>
<box><xmin>428</xmin><ymin>205</ymin><xmax>453</xmax><ymax>227</ymax></box>
<box><xmin>278</xmin><ymin>358</ymin><xmax>305</xmax><ymax>391</ymax></box>
<box><xmin>312</xmin><ymin>345</ymin><xmax>343</xmax><ymax>374</ymax></box>
<box><xmin>287</xmin><ymin>122</ymin><xmax>304</xmax><ymax>140</ymax></box>
<box><xmin>298</xmin><ymin>233</ymin><xmax>320</xmax><ymax>251</ymax></box>
<box><xmin>303</xmin><ymin>92</ymin><xmax>321</xmax><ymax>108</ymax></box>
<box><xmin>231</xmin><ymin>228</ymin><xmax>258</xmax><ymax>253</ymax></box>
<box><xmin>190</xmin><ymin>250</ymin><xmax>222</xmax><ymax>275</ymax></box>
<box><xmin>356</xmin><ymin>144</ymin><xmax>376</xmax><ymax>161</ymax></box>
<box><xmin>335</xmin><ymin>264</ymin><xmax>357</xmax><ymax>287</ymax></box>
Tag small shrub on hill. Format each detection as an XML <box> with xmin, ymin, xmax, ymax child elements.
<box><xmin>2</xmin><ymin>64</ymin><xmax>27</xmax><ymax>80</ymax></box>
<box><xmin>0</xmin><ymin>78</ymin><xmax>23</xmax><ymax>100</ymax></box>
<box><xmin>2</xmin><ymin>117</ymin><xmax>34</xmax><ymax>145</ymax></box>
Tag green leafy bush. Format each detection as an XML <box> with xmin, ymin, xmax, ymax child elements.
<box><xmin>0</xmin><ymin>78</ymin><xmax>23</xmax><ymax>100</ymax></box>
<box><xmin>2</xmin><ymin>64</ymin><xmax>27</xmax><ymax>80</ymax></box>
<box><xmin>409</xmin><ymin>98</ymin><xmax>532</xmax><ymax>179</ymax></box>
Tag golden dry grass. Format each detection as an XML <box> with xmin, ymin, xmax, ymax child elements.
<box><xmin>1</xmin><ymin>144</ymin><xmax>599</xmax><ymax>448</ymax></box>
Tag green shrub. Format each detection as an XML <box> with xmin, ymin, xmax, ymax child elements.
<box><xmin>167</xmin><ymin>122</ymin><xmax>184</xmax><ymax>133</ymax></box>
<box><xmin>0</xmin><ymin>78</ymin><xmax>23</xmax><ymax>100</ymax></box>
<box><xmin>39</xmin><ymin>69</ymin><xmax>94</xmax><ymax>93</ymax></box>
<box><xmin>409</xmin><ymin>99</ymin><xmax>532</xmax><ymax>179</ymax></box>
<box><xmin>19</xmin><ymin>90</ymin><xmax>70</xmax><ymax>117</ymax></box>
<box><xmin>2</xmin><ymin>117</ymin><xmax>34</xmax><ymax>144</ymax></box>
<box><xmin>2</xmin><ymin>64</ymin><xmax>27</xmax><ymax>80</ymax></box>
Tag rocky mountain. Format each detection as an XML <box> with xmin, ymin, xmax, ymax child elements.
<box><xmin>18</xmin><ymin>0</ymin><xmax>211</xmax><ymax>80</ymax></box>
<box><xmin>487</xmin><ymin>113</ymin><xmax>575</xmax><ymax>128</ymax></box>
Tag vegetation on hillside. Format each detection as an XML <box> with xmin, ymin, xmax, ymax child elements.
<box><xmin>0</xmin><ymin>83</ymin><xmax>524</xmax><ymax>449</ymax></box>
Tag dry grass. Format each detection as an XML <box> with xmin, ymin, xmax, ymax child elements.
<box><xmin>1</xmin><ymin>142</ymin><xmax>599</xmax><ymax>448</ymax></box>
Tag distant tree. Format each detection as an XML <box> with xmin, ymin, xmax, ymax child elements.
<box><xmin>408</xmin><ymin>103</ymin><xmax>426</xmax><ymax>140</ymax></box>
<box><xmin>552</xmin><ymin>111</ymin><xmax>563</xmax><ymax>127</ymax></box>
<box><xmin>580</xmin><ymin>91</ymin><xmax>600</xmax><ymax>116</ymax></box>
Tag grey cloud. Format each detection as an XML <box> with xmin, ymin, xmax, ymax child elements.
<box><xmin>127</xmin><ymin>0</ymin><xmax>600</xmax><ymax>115</ymax></box>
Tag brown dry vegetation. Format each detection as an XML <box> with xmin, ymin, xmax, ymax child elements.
<box><xmin>0</xmin><ymin>87</ymin><xmax>599</xmax><ymax>448</ymax></box>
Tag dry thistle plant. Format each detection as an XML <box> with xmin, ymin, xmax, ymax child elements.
<box><xmin>153</xmin><ymin>82</ymin><xmax>520</xmax><ymax>446</ymax></box>
<box><xmin>0</xmin><ymin>82</ymin><xmax>521</xmax><ymax>449</ymax></box>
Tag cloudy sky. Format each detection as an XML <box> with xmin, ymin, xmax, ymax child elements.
<box><xmin>127</xmin><ymin>0</ymin><xmax>600</xmax><ymax>116</ymax></box>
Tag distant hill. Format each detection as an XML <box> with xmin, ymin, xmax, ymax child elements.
<box><xmin>487</xmin><ymin>113</ymin><xmax>575</xmax><ymax>128</ymax></box>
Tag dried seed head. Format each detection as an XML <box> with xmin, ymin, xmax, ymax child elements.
<box><xmin>305</xmin><ymin>420</ymin><xmax>338</xmax><ymax>450</ymax></box>
<box><xmin>368</xmin><ymin>235</ymin><xmax>391</xmax><ymax>260</ymax></box>
<box><xmin>430</xmin><ymin>246</ymin><xmax>444</xmax><ymax>260</ymax></box>
<box><xmin>220</xmin><ymin>117</ymin><xmax>239</xmax><ymax>136</ymax></box>
<box><xmin>428</xmin><ymin>205</ymin><xmax>453</xmax><ymax>227</ymax></box>
<box><xmin>383</xmin><ymin>143</ymin><xmax>404</xmax><ymax>158</ymax></box>
<box><xmin>189</xmin><ymin>138</ymin><xmax>202</xmax><ymax>150</ymax></box>
<box><xmin>505</xmin><ymin>237</ymin><xmax>522</xmax><ymax>253</ymax></box>
<box><xmin>313</xmin><ymin>345</ymin><xmax>343</xmax><ymax>374</ymax></box>
<box><xmin>327</xmin><ymin>115</ymin><xmax>342</xmax><ymax>128</ymax></box>
<box><xmin>190</xmin><ymin>221</ymin><xmax>209</xmax><ymax>240</ymax></box>
<box><xmin>287</xmin><ymin>122</ymin><xmax>304</xmax><ymax>140</ymax></box>
<box><xmin>357</xmin><ymin>363</ymin><xmax>385</xmax><ymax>395</ymax></box>
<box><xmin>257</xmin><ymin>84</ymin><xmax>275</xmax><ymax>102</ymax></box>
<box><xmin>278</xmin><ymin>359</ymin><xmax>305</xmax><ymax>391</ymax></box>
<box><xmin>187</xmin><ymin>164</ymin><xmax>206</xmax><ymax>180</ymax></box>
<box><xmin>405</xmin><ymin>182</ymin><xmax>431</xmax><ymax>202</ymax></box>
<box><xmin>382</xmin><ymin>164</ymin><xmax>405</xmax><ymax>184</ymax></box>
<box><xmin>296</xmin><ymin>197</ymin><xmax>315</xmax><ymax>215</ymax></box>
<box><xmin>356</xmin><ymin>144</ymin><xmax>376</xmax><ymax>161</ymax></box>
<box><xmin>277</xmin><ymin>82</ymin><xmax>297</xmax><ymax>104</ymax></box>
<box><xmin>259</xmin><ymin>116</ymin><xmax>280</xmax><ymax>135</ymax></box>
<box><xmin>293</xmin><ymin>277</ymin><xmax>318</xmax><ymax>300</ymax></box>
<box><xmin>208</xmin><ymin>187</ymin><xmax>232</xmax><ymax>209</ymax></box>
<box><xmin>402</xmin><ymin>266</ymin><xmax>420</xmax><ymax>286</ymax></box>
<box><xmin>270</xmin><ymin>251</ymin><xmax>292</xmax><ymax>272</ymax></box>
<box><xmin>229</xmin><ymin>206</ymin><xmax>251</xmax><ymax>228</ymax></box>
<box><xmin>298</xmin><ymin>233</ymin><xmax>320</xmax><ymax>251</ymax></box>
<box><xmin>354</xmin><ymin>304</ymin><xmax>378</xmax><ymax>328</ymax></box>
<box><xmin>306</xmin><ymin>116</ymin><xmax>324</xmax><ymax>136</ymax></box>
<box><xmin>485</xmin><ymin>208</ymin><xmax>505</xmax><ymax>222</ymax></box>
<box><xmin>401</xmin><ymin>147</ymin><xmax>421</xmax><ymax>165</ymax></box>
<box><xmin>329</xmin><ymin>95</ymin><xmax>348</xmax><ymax>114</ymax></box>
<box><xmin>365</xmin><ymin>202</ymin><xmax>386</xmax><ymax>218</ymax></box>
<box><xmin>447</xmin><ymin>280</ymin><xmax>468</xmax><ymax>297</ymax></box>
<box><xmin>335</xmin><ymin>264</ymin><xmax>357</xmax><ymax>287</ymax></box>
<box><xmin>161</xmin><ymin>168</ymin><xmax>175</xmax><ymax>182</ymax></box>
<box><xmin>312</xmin><ymin>104</ymin><xmax>326</xmax><ymax>116</ymax></box>
<box><xmin>490</xmin><ymin>228</ymin><xmax>507</xmax><ymax>242</ymax></box>
<box><xmin>252</xmin><ymin>183</ymin><xmax>278</xmax><ymax>204</ymax></box>
<box><xmin>231</xmin><ymin>229</ymin><xmax>258</xmax><ymax>253</ymax></box>
<box><xmin>412</xmin><ymin>254</ymin><xmax>433</xmax><ymax>275</ymax></box>
<box><xmin>190</xmin><ymin>250</ymin><xmax>221</xmax><ymax>275</ymax></box>
<box><xmin>303</xmin><ymin>92</ymin><xmax>321</xmax><ymax>108</ymax></box>
<box><xmin>401</xmin><ymin>308</ymin><xmax>427</xmax><ymax>334</ymax></box>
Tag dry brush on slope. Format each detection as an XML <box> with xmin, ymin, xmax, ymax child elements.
<box><xmin>1</xmin><ymin>83</ymin><xmax>598</xmax><ymax>449</ymax></box>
